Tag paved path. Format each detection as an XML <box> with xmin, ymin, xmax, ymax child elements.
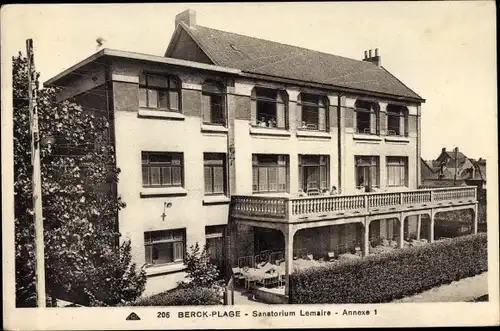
<box><xmin>232</xmin><ymin>288</ymin><xmax>268</xmax><ymax>305</ymax></box>
<box><xmin>393</xmin><ymin>272</ymin><xmax>488</xmax><ymax>303</ymax></box>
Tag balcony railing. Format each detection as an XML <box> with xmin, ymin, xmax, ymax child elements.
<box><xmin>231</xmin><ymin>186</ymin><xmax>477</xmax><ymax>222</ymax></box>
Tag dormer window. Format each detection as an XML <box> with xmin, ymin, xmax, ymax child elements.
<box><xmin>139</xmin><ymin>74</ymin><xmax>181</xmax><ymax>112</ymax></box>
<box><xmin>297</xmin><ymin>93</ymin><xmax>328</xmax><ymax>131</ymax></box>
<box><xmin>251</xmin><ymin>87</ymin><xmax>288</xmax><ymax>129</ymax></box>
<box><xmin>202</xmin><ymin>81</ymin><xmax>225</xmax><ymax>126</ymax></box>
<box><xmin>355</xmin><ymin>100</ymin><xmax>379</xmax><ymax>135</ymax></box>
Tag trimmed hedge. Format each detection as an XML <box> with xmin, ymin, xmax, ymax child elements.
<box><xmin>128</xmin><ymin>287</ymin><xmax>221</xmax><ymax>306</ymax></box>
<box><xmin>290</xmin><ymin>233</ymin><xmax>487</xmax><ymax>304</ymax></box>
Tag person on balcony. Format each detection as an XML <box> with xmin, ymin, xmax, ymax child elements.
<box><xmin>329</xmin><ymin>186</ymin><xmax>338</xmax><ymax>195</ymax></box>
<box><xmin>258</xmin><ymin>116</ymin><xmax>267</xmax><ymax>127</ymax></box>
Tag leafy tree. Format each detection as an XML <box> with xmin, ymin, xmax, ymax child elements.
<box><xmin>13</xmin><ymin>52</ymin><xmax>146</xmax><ymax>307</ymax></box>
<box><xmin>180</xmin><ymin>243</ymin><xmax>223</xmax><ymax>291</ymax></box>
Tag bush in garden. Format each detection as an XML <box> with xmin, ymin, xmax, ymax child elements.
<box><xmin>179</xmin><ymin>243</ymin><xmax>223</xmax><ymax>291</ymax></box>
<box><xmin>128</xmin><ymin>287</ymin><xmax>222</xmax><ymax>306</ymax></box>
<box><xmin>290</xmin><ymin>233</ymin><xmax>487</xmax><ymax>304</ymax></box>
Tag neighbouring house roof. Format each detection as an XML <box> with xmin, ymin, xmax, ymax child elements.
<box><xmin>44</xmin><ymin>48</ymin><xmax>241</xmax><ymax>86</ymax></box>
<box><xmin>166</xmin><ymin>23</ymin><xmax>424</xmax><ymax>102</ymax></box>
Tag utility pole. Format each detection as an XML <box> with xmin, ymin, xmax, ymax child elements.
<box><xmin>453</xmin><ymin>147</ymin><xmax>458</xmax><ymax>186</ymax></box>
<box><xmin>27</xmin><ymin>38</ymin><xmax>46</xmax><ymax>308</ymax></box>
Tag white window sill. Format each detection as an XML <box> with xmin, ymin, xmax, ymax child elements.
<box><xmin>249</xmin><ymin>126</ymin><xmax>291</xmax><ymax>137</ymax></box>
<box><xmin>138</xmin><ymin>109</ymin><xmax>185</xmax><ymax>120</ymax></box>
<box><xmin>353</xmin><ymin>133</ymin><xmax>383</xmax><ymax>141</ymax></box>
<box><xmin>296</xmin><ymin>130</ymin><xmax>331</xmax><ymax>139</ymax></box>
<box><xmin>203</xmin><ymin>195</ymin><xmax>231</xmax><ymax>205</ymax></box>
<box><xmin>385</xmin><ymin>136</ymin><xmax>410</xmax><ymax>143</ymax></box>
<box><xmin>145</xmin><ymin>263</ymin><xmax>186</xmax><ymax>277</ymax></box>
<box><xmin>201</xmin><ymin>124</ymin><xmax>228</xmax><ymax>134</ymax></box>
<box><xmin>140</xmin><ymin>187</ymin><xmax>188</xmax><ymax>198</ymax></box>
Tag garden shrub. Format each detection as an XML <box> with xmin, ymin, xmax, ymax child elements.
<box><xmin>128</xmin><ymin>287</ymin><xmax>221</xmax><ymax>306</ymax></box>
<box><xmin>290</xmin><ymin>233</ymin><xmax>487</xmax><ymax>304</ymax></box>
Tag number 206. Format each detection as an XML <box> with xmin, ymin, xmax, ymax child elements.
<box><xmin>157</xmin><ymin>312</ymin><xmax>170</xmax><ymax>318</ymax></box>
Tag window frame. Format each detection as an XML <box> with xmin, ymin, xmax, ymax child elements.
<box><xmin>386</xmin><ymin>105</ymin><xmax>409</xmax><ymax>137</ymax></box>
<box><xmin>297</xmin><ymin>93</ymin><xmax>329</xmax><ymax>132</ymax></box>
<box><xmin>355</xmin><ymin>156</ymin><xmax>380</xmax><ymax>191</ymax></box>
<box><xmin>298</xmin><ymin>155</ymin><xmax>330</xmax><ymax>192</ymax></box>
<box><xmin>252</xmin><ymin>154</ymin><xmax>289</xmax><ymax>193</ymax></box>
<box><xmin>251</xmin><ymin>87</ymin><xmax>288</xmax><ymax>130</ymax></box>
<box><xmin>139</xmin><ymin>73</ymin><xmax>181</xmax><ymax>112</ymax></box>
<box><xmin>203</xmin><ymin>153</ymin><xmax>227</xmax><ymax>196</ymax></box>
<box><xmin>386</xmin><ymin>156</ymin><xmax>408</xmax><ymax>187</ymax></box>
<box><xmin>144</xmin><ymin>229</ymin><xmax>186</xmax><ymax>266</ymax></box>
<box><xmin>355</xmin><ymin>100</ymin><xmax>380</xmax><ymax>135</ymax></box>
<box><xmin>141</xmin><ymin>152</ymin><xmax>184</xmax><ymax>188</ymax></box>
<box><xmin>202</xmin><ymin>81</ymin><xmax>226</xmax><ymax>126</ymax></box>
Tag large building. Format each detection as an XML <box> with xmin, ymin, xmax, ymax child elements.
<box><xmin>45</xmin><ymin>9</ymin><xmax>478</xmax><ymax>297</ymax></box>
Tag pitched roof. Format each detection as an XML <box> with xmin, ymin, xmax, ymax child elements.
<box><xmin>170</xmin><ymin>24</ymin><xmax>424</xmax><ymax>101</ymax></box>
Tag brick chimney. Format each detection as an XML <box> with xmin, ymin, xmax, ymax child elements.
<box><xmin>175</xmin><ymin>9</ymin><xmax>196</xmax><ymax>29</ymax></box>
<box><xmin>363</xmin><ymin>48</ymin><xmax>381</xmax><ymax>67</ymax></box>
<box><xmin>442</xmin><ymin>147</ymin><xmax>446</xmax><ymax>153</ymax></box>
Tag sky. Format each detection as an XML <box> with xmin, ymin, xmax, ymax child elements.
<box><xmin>1</xmin><ymin>2</ymin><xmax>497</xmax><ymax>161</ymax></box>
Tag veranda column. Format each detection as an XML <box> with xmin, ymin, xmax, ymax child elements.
<box><xmin>363</xmin><ymin>218</ymin><xmax>370</xmax><ymax>256</ymax></box>
<box><xmin>473</xmin><ymin>204</ymin><xmax>478</xmax><ymax>234</ymax></box>
<box><xmin>416</xmin><ymin>214</ymin><xmax>422</xmax><ymax>240</ymax></box>
<box><xmin>399</xmin><ymin>214</ymin><xmax>405</xmax><ymax>248</ymax></box>
<box><xmin>429</xmin><ymin>211</ymin><xmax>435</xmax><ymax>243</ymax></box>
<box><xmin>283</xmin><ymin>226</ymin><xmax>295</xmax><ymax>296</ymax></box>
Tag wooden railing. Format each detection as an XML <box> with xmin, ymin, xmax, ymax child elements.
<box><xmin>231</xmin><ymin>186</ymin><xmax>477</xmax><ymax>221</ymax></box>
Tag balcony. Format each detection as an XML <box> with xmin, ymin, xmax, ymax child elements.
<box><xmin>231</xmin><ymin>186</ymin><xmax>477</xmax><ymax>223</ymax></box>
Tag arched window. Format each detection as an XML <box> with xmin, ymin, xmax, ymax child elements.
<box><xmin>251</xmin><ymin>87</ymin><xmax>288</xmax><ymax>129</ymax></box>
<box><xmin>297</xmin><ymin>93</ymin><xmax>328</xmax><ymax>132</ymax></box>
<box><xmin>202</xmin><ymin>81</ymin><xmax>225</xmax><ymax>126</ymax></box>
<box><xmin>354</xmin><ymin>100</ymin><xmax>379</xmax><ymax>135</ymax></box>
<box><xmin>139</xmin><ymin>74</ymin><xmax>181</xmax><ymax>112</ymax></box>
<box><xmin>387</xmin><ymin>105</ymin><xmax>408</xmax><ymax>136</ymax></box>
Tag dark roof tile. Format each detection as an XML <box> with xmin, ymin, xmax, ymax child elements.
<box><xmin>181</xmin><ymin>24</ymin><xmax>423</xmax><ymax>100</ymax></box>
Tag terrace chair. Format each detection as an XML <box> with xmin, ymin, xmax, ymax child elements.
<box><xmin>306</xmin><ymin>254</ymin><xmax>314</xmax><ymax>261</ymax></box>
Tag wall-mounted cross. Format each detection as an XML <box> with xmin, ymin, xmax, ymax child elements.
<box><xmin>161</xmin><ymin>202</ymin><xmax>172</xmax><ymax>221</ymax></box>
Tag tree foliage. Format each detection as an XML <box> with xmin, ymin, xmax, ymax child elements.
<box><xmin>13</xmin><ymin>52</ymin><xmax>146</xmax><ymax>307</ymax></box>
<box><xmin>181</xmin><ymin>243</ymin><xmax>223</xmax><ymax>291</ymax></box>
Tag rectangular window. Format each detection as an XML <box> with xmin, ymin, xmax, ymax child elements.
<box><xmin>139</xmin><ymin>74</ymin><xmax>181</xmax><ymax>112</ymax></box>
<box><xmin>252</xmin><ymin>154</ymin><xmax>289</xmax><ymax>193</ymax></box>
<box><xmin>298</xmin><ymin>94</ymin><xmax>328</xmax><ymax>132</ymax></box>
<box><xmin>299</xmin><ymin>155</ymin><xmax>330</xmax><ymax>193</ymax></box>
<box><xmin>251</xmin><ymin>87</ymin><xmax>287</xmax><ymax>129</ymax></box>
<box><xmin>142</xmin><ymin>152</ymin><xmax>183</xmax><ymax>187</ymax></box>
<box><xmin>144</xmin><ymin>229</ymin><xmax>185</xmax><ymax>265</ymax></box>
<box><xmin>386</xmin><ymin>156</ymin><xmax>408</xmax><ymax>187</ymax></box>
<box><xmin>355</xmin><ymin>156</ymin><xmax>380</xmax><ymax>192</ymax></box>
<box><xmin>204</xmin><ymin>153</ymin><xmax>226</xmax><ymax>195</ymax></box>
<box><xmin>202</xmin><ymin>83</ymin><xmax>225</xmax><ymax>126</ymax></box>
<box><xmin>387</xmin><ymin>105</ymin><xmax>408</xmax><ymax>136</ymax></box>
<box><xmin>355</xmin><ymin>100</ymin><xmax>379</xmax><ymax>135</ymax></box>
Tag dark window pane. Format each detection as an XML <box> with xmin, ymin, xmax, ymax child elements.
<box><xmin>161</xmin><ymin>167</ymin><xmax>172</xmax><ymax>185</ymax></box>
<box><xmin>150</xmin><ymin>167</ymin><xmax>161</xmax><ymax>185</ymax></box>
<box><xmin>172</xmin><ymin>167</ymin><xmax>182</xmax><ymax>186</ymax></box>
<box><xmin>148</xmin><ymin>75</ymin><xmax>168</xmax><ymax>88</ymax></box>
<box><xmin>142</xmin><ymin>167</ymin><xmax>150</xmax><ymax>185</ymax></box>
<box><xmin>169</xmin><ymin>91</ymin><xmax>179</xmax><ymax>111</ymax></box>
<box><xmin>213</xmin><ymin>166</ymin><xmax>224</xmax><ymax>194</ymax></box>
<box><xmin>158</xmin><ymin>90</ymin><xmax>169</xmax><ymax>109</ymax></box>
<box><xmin>204</xmin><ymin>166</ymin><xmax>212</xmax><ymax>193</ymax></box>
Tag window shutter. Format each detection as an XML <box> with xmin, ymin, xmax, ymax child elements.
<box><xmin>204</xmin><ymin>166</ymin><xmax>212</xmax><ymax>193</ymax></box>
<box><xmin>139</xmin><ymin>88</ymin><xmax>147</xmax><ymax>108</ymax></box>
<box><xmin>202</xmin><ymin>94</ymin><xmax>211</xmax><ymax>123</ymax></box>
<box><xmin>169</xmin><ymin>91</ymin><xmax>179</xmax><ymax>111</ymax></box>
<box><xmin>172</xmin><ymin>167</ymin><xmax>182</xmax><ymax>186</ymax></box>
<box><xmin>319</xmin><ymin>107</ymin><xmax>326</xmax><ymax>131</ymax></box>
<box><xmin>399</xmin><ymin>112</ymin><xmax>405</xmax><ymax>136</ymax></box>
<box><xmin>370</xmin><ymin>110</ymin><xmax>377</xmax><ymax>134</ymax></box>
<box><xmin>250</xmin><ymin>99</ymin><xmax>257</xmax><ymax>126</ymax></box>
<box><xmin>277</xmin><ymin>102</ymin><xmax>285</xmax><ymax>128</ymax></box>
<box><xmin>173</xmin><ymin>242</ymin><xmax>184</xmax><ymax>261</ymax></box>
<box><xmin>145</xmin><ymin>245</ymin><xmax>152</xmax><ymax>264</ymax></box>
<box><xmin>296</xmin><ymin>103</ymin><xmax>302</xmax><ymax>129</ymax></box>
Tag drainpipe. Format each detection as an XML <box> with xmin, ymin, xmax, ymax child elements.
<box><xmin>337</xmin><ymin>92</ymin><xmax>344</xmax><ymax>193</ymax></box>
